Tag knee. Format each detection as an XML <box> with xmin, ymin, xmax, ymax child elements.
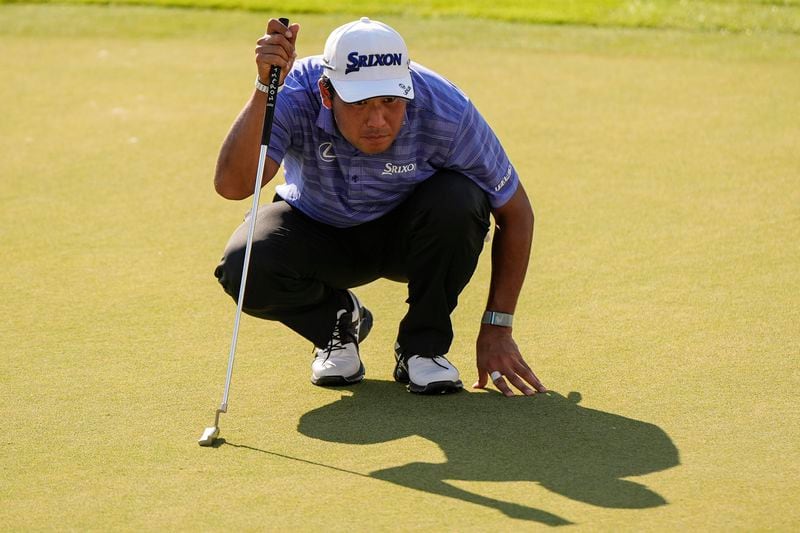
<box><xmin>214</xmin><ymin>243</ymin><xmax>246</xmax><ymax>299</ymax></box>
<box><xmin>215</xmin><ymin>233</ymin><xmax>306</xmax><ymax>310</ymax></box>
<box><xmin>215</xmin><ymin>243</ymin><xmax>283</xmax><ymax>310</ymax></box>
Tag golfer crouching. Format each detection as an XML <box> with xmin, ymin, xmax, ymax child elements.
<box><xmin>213</xmin><ymin>17</ymin><xmax>547</xmax><ymax>396</ymax></box>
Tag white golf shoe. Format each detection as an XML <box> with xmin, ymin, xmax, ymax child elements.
<box><xmin>311</xmin><ymin>291</ymin><xmax>372</xmax><ymax>386</ymax></box>
<box><xmin>393</xmin><ymin>343</ymin><xmax>463</xmax><ymax>394</ymax></box>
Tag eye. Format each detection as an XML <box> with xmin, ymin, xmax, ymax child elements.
<box><xmin>383</xmin><ymin>97</ymin><xmax>398</xmax><ymax>104</ymax></box>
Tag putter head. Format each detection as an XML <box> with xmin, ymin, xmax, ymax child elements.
<box><xmin>198</xmin><ymin>426</ymin><xmax>220</xmax><ymax>447</ymax></box>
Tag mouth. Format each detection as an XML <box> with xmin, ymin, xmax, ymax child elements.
<box><xmin>360</xmin><ymin>135</ymin><xmax>392</xmax><ymax>151</ymax></box>
<box><xmin>362</xmin><ymin>134</ymin><xmax>390</xmax><ymax>141</ymax></box>
<box><xmin>357</xmin><ymin>132</ymin><xmax>394</xmax><ymax>153</ymax></box>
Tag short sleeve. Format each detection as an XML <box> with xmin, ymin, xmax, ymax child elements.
<box><xmin>445</xmin><ymin>101</ymin><xmax>519</xmax><ymax>208</ymax></box>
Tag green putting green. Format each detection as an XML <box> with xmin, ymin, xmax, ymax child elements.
<box><xmin>1</xmin><ymin>3</ymin><xmax>798</xmax><ymax>529</ymax></box>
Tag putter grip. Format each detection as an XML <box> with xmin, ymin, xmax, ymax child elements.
<box><xmin>261</xmin><ymin>17</ymin><xmax>290</xmax><ymax>146</ymax></box>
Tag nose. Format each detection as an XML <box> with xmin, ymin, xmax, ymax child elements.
<box><xmin>365</xmin><ymin>103</ymin><xmax>388</xmax><ymax>129</ymax></box>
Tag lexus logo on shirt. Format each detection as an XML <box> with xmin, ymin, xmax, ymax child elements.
<box><xmin>318</xmin><ymin>142</ymin><xmax>336</xmax><ymax>162</ymax></box>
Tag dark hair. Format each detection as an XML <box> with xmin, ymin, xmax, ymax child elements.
<box><xmin>320</xmin><ymin>75</ymin><xmax>337</xmax><ymax>99</ymax></box>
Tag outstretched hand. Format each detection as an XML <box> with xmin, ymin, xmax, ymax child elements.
<box><xmin>473</xmin><ymin>325</ymin><xmax>547</xmax><ymax>397</ymax></box>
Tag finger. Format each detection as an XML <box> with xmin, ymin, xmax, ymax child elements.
<box><xmin>530</xmin><ymin>372</ymin><xmax>548</xmax><ymax>393</ymax></box>
<box><xmin>256</xmin><ymin>44</ymin><xmax>291</xmax><ymax>67</ymax></box>
<box><xmin>506</xmin><ymin>371</ymin><xmax>536</xmax><ymax>397</ymax></box>
<box><xmin>256</xmin><ymin>46</ymin><xmax>291</xmax><ymax>65</ymax></box>
<box><xmin>256</xmin><ymin>35</ymin><xmax>293</xmax><ymax>57</ymax></box>
<box><xmin>264</xmin><ymin>19</ymin><xmax>298</xmax><ymax>46</ymax></box>
<box><xmin>472</xmin><ymin>368</ymin><xmax>489</xmax><ymax>389</ymax></box>
<box><xmin>514</xmin><ymin>363</ymin><xmax>547</xmax><ymax>393</ymax></box>
<box><xmin>257</xmin><ymin>33</ymin><xmax>292</xmax><ymax>50</ymax></box>
<box><xmin>287</xmin><ymin>22</ymin><xmax>301</xmax><ymax>45</ymax></box>
<box><xmin>492</xmin><ymin>374</ymin><xmax>515</xmax><ymax>397</ymax></box>
<box><xmin>266</xmin><ymin>17</ymin><xmax>292</xmax><ymax>38</ymax></box>
<box><xmin>257</xmin><ymin>31</ymin><xmax>295</xmax><ymax>60</ymax></box>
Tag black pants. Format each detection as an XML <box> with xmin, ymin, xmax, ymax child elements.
<box><xmin>214</xmin><ymin>170</ymin><xmax>490</xmax><ymax>357</ymax></box>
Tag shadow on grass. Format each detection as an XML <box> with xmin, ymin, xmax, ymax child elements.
<box><xmin>224</xmin><ymin>381</ymin><xmax>680</xmax><ymax>526</ymax></box>
<box><xmin>215</xmin><ymin>438</ymin><xmax>373</xmax><ymax>479</ymax></box>
<box><xmin>306</xmin><ymin>382</ymin><xmax>678</xmax><ymax>525</ymax></box>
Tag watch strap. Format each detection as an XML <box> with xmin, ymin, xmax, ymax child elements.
<box><xmin>255</xmin><ymin>77</ymin><xmax>284</xmax><ymax>94</ymax></box>
<box><xmin>482</xmin><ymin>311</ymin><xmax>513</xmax><ymax>327</ymax></box>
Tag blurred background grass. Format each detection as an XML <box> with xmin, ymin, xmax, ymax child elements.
<box><xmin>3</xmin><ymin>0</ymin><xmax>800</xmax><ymax>32</ymax></box>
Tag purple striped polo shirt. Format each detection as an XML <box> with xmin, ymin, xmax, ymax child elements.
<box><xmin>267</xmin><ymin>56</ymin><xmax>519</xmax><ymax>228</ymax></box>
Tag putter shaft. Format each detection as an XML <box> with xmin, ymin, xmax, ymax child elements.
<box><xmin>199</xmin><ymin>17</ymin><xmax>289</xmax><ymax>447</ymax></box>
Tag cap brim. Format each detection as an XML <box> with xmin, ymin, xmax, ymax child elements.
<box><xmin>331</xmin><ymin>76</ymin><xmax>414</xmax><ymax>103</ymax></box>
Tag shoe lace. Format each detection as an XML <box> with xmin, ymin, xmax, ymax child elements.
<box><xmin>322</xmin><ymin>311</ymin><xmax>356</xmax><ymax>361</ymax></box>
<box><xmin>431</xmin><ymin>356</ymin><xmax>449</xmax><ymax>370</ymax></box>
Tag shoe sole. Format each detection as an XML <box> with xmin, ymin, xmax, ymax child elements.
<box><xmin>311</xmin><ymin>362</ymin><xmax>365</xmax><ymax>387</ymax></box>
<box><xmin>408</xmin><ymin>379</ymin><xmax>463</xmax><ymax>395</ymax></box>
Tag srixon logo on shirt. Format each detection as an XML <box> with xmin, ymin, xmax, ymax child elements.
<box><xmin>345</xmin><ymin>52</ymin><xmax>403</xmax><ymax>74</ymax></box>
<box><xmin>382</xmin><ymin>162</ymin><xmax>416</xmax><ymax>176</ymax></box>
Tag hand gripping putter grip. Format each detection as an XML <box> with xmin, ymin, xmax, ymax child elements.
<box><xmin>199</xmin><ymin>18</ymin><xmax>290</xmax><ymax>447</ymax></box>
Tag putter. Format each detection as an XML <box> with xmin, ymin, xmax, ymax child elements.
<box><xmin>199</xmin><ymin>18</ymin><xmax>289</xmax><ymax>447</ymax></box>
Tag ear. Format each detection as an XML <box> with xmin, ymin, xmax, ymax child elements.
<box><xmin>318</xmin><ymin>79</ymin><xmax>333</xmax><ymax>109</ymax></box>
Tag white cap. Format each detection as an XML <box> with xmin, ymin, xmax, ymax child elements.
<box><xmin>322</xmin><ymin>17</ymin><xmax>414</xmax><ymax>103</ymax></box>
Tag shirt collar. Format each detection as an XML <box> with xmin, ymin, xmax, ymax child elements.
<box><xmin>316</xmin><ymin>105</ymin><xmax>339</xmax><ymax>137</ymax></box>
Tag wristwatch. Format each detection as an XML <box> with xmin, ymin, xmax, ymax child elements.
<box><xmin>255</xmin><ymin>77</ymin><xmax>284</xmax><ymax>94</ymax></box>
<box><xmin>482</xmin><ymin>311</ymin><xmax>513</xmax><ymax>327</ymax></box>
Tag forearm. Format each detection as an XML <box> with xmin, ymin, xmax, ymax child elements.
<box><xmin>475</xmin><ymin>185</ymin><xmax>545</xmax><ymax>395</ymax></box>
<box><xmin>214</xmin><ymin>19</ymin><xmax>298</xmax><ymax>200</ymax></box>
<box><xmin>485</xmin><ymin>186</ymin><xmax>534</xmax><ymax>315</ymax></box>
<box><xmin>214</xmin><ymin>90</ymin><xmax>273</xmax><ymax>200</ymax></box>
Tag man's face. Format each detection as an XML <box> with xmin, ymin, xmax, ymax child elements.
<box><xmin>320</xmin><ymin>82</ymin><xmax>407</xmax><ymax>154</ymax></box>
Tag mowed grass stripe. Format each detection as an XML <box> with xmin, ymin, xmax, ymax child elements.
<box><xmin>4</xmin><ymin>0</ymin><xmax>800</xmax><ymax>33</ymax></box>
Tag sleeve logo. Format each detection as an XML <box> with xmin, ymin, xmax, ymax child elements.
<box><xmin>494</xmin><ymin>164</ymin><xmax>513</xmax><ymax>192</ymax></box>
